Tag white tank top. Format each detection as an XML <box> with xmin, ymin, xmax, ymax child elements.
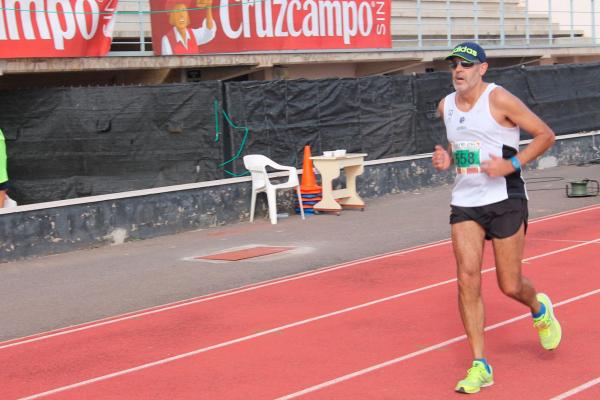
<box><xmin>443</xmin><ymin>83</ymin><xmax>527</xmax><ymax>207</ymax></box>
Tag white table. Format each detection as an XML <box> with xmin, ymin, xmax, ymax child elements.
<box><xmin>310</xmin><ymin>153</ymin><xmax>367</xmax><ymax>214</ymax></box>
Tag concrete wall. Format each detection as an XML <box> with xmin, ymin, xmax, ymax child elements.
<box><xmin>0</xmin><ymin>132</ymin><xmax>597</xmax><ymax>262</ymax></box>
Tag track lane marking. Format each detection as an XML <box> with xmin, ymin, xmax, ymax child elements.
<box><xmin>1</xmin><ymin>240</ymin><xmax>452</xmax><ymax>350</ymax></box>
<box><xmin>549</xmin><ymin>377</ymin><xmax>600</xmax><ymax>400</ymax></box>
<box><xmin>4</xmin><ymin>204</ymin><xmax>600</xmax><ymax>349</ymax></box>
<box><xmin>275</xmin><ymin>289</ymin><xmax>600</xmax><ymax>400</ymax></box>
<box><xmin>17</xmin><ymin>237</ymin><xmax>600</xmax><ymax>399</ymax></box>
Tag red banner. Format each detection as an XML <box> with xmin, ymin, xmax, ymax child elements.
<box><xmin>150</xmin><ymin>0</ymin><xmax>391</xmax><ymax>55</ymax></box>
<box><xmin>0</xmin><ymin>0</ymin><xmax>118</xmax><ymax>58</ymax></box>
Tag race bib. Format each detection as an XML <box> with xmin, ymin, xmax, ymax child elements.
<box><xmin>452</xmin><ymin>141</ymin><xmax>481</xmax><ymax>174</ymax></box>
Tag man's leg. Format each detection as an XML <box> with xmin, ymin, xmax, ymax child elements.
<box><xmin>0</xmin><ymin>191</ymin><xmax>5</xmax><ymax>208</ymax></box>
<box><xmin>492</xmin><ymin>224</ymin><xmax>541</xmax><ymax>313</ymax></box>
<box><xmin>452</xmin><ymin>221</ymin><xmax>486</xmax><ymax>359</ymax></box>
<box><xmin>452</xmin><ymin>221</ymin><xmax>495</xmax><ymax>394</ymax></box>
<box><xmin>493</xmin><ymin>223</ymin><xmax>562</xmax><ymax>350</ymax></box>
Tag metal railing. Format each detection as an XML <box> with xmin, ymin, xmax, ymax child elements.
<box><xmin>387</xmin><ymin>0</ymin><xmax>600</xmax><ymax>49</ymax></box>
<box><xmin>107</xmin><ymin>0</ymin><xmax>600</xmax><ymax>55</ymax></box>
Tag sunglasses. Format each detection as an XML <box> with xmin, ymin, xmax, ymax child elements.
<box><xmin>449</xmin><ymin>60</ymin><xmax>479</xmax><ymax>69</ymax></box>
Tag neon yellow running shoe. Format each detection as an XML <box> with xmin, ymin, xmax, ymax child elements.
<box><xmin>455</xmin><ymin>360</ymin><xmax>494</xmax><ymax>394</ymax></box>
<box><xmin>533</xmin><ymin>293</ymin><xmax>562</xmax><ymax>350</ymax></box>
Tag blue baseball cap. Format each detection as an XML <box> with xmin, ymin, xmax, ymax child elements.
<box><xmin>445</xmin><ymin>42</ymin><xmax>487</xmax><ymax>63</ymax></box>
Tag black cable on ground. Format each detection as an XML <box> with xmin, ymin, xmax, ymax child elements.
<box><xmin>526</xmin><ymin>176</ymin><xmax>565</xmax><ymax>192</ymax></box>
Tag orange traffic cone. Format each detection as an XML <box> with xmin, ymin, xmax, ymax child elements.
<box><xmin>295</xmin><ymin>145</ymin><xmax>322</xmax><ymax>216</ymax></box>
<box><xmin>301</xmin><ymin>145</ymin><xmax>321</xmax><ymax>193</ymax></box>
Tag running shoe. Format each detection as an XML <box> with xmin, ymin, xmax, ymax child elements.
<box><xmin>534</xmin><ymin>293</ymin><xmax>562</xmax><ymax>350</ymax></box>
<box><xmin>455</xmin><ymin>360</ymin><xmax>494</xmax><ymax>394</ymax></box>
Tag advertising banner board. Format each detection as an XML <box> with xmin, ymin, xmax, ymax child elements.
<box><xmin>150</xmin><ymin>0</ymin><xmax>391</xmax><ymax>55</ymax></box>
<box><xmin>0</xmin><ymin>0</ymin><xmax>118</xmax><ymax>58</ymax></box>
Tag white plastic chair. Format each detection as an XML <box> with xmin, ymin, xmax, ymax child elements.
<box><xmin>243</xmin><ymin>154</ymin><xmax>305</xmax><ymax>224</ymax></box>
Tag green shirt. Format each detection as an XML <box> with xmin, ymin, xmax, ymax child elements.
<box><xmin>0</xmin><ymin>129</ymin><xmax>8</xmax><ymax>184</ymax></box>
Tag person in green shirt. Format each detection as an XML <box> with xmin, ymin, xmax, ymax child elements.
<box><xmin>0</xmin><ymin>128</ymin><xmax>9</xmax><ymax>208</ymax></box>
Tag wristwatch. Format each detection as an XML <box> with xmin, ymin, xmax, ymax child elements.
<box><xmin>510</xmin><ymin>156</ymin><xmax>521</xmax><ymax>172</ymax></box>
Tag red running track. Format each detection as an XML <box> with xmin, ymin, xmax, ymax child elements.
<box><xmin>2</xmin><ymin>205</ymin><xmax>600</xmax><ymax>399</ymax></box>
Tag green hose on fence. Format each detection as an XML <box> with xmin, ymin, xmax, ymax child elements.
<box><xmin>214</xmin><ymin>100</ymin><xmax>249</xmax><ymax>177</ymax></box>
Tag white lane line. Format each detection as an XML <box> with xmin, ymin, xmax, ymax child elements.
<box><xmin>522</xmin><ymin>237</ymin><xmax>600</xmax><ymax>262</ymax></box>
<box><xmin>275</xmin><ymin>289</ymin><xmax>600</xmax><ymax>400</ymax></box>
<box><xmin>549</xmin><ymin>377</ymin><xmax>600</xmax><ymax>400</ymax></box>
<box><xmin>4</xmin><ymin>204</ymin><xmax>600</xmax><ymax>349</ymax></box>
<box><xmin>530</xmin><ymin>204</ymin><xmax>600</xmax><ymax>223</ymax></box>
<box><xmin>528</xmin><ymin>238</ymin><xmax>600</xmax><ymax>243</ymax></box>
<box><xmin>530</xmin><ymin>239</ymin><xmax>600</xmax><ymax>244</ymax></box>
<box><xmin>17</xmin><ymin>239</ymin><xmax>600</xmax><ymax>399</ymax></box>
<box><xmin>1</xmin><ymin>240</ymin><xmax>452</xmax><ymax>350</ymax></box>
<box><xmin>17</xmin><ymin>277</ymin><xmax>458</xmax><ymax>400</ymax></box>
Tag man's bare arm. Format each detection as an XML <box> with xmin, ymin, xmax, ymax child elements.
<box><xmin>433</xmin><ymin>98</ymin><xmax>453</xmax><ymax>171</ymax></box>
<box><xmin>482</xmin><ymin>88</ymin><xmax>555</xmax><ymax>177</ymax></box>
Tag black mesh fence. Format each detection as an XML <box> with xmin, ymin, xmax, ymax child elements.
<box><xmin>1</xmin><ymin>63</ymin><xmax>599</xmax><ymax>204</ymax></box>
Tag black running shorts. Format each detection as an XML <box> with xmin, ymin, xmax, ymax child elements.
<box><xmin>450</xmin><ymin>198</ymin><xmax>528</xmax><ymax>240</ymax></box>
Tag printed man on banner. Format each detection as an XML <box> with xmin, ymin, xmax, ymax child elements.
<box><xmin>161</xmin><ymin>0</ymin><xmax>216</xmax><ymax>55</ymax></box>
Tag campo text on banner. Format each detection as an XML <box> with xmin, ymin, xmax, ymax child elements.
<box><xmin>0</xmin><ymin>0</ymin><xmax>118</xmax><ymax>58</ymax></box>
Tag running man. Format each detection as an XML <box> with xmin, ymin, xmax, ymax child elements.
<box><xmin>432</xmin><ymin>42</ymin><xmax>562</xmax><ymax>394</ymax></box>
